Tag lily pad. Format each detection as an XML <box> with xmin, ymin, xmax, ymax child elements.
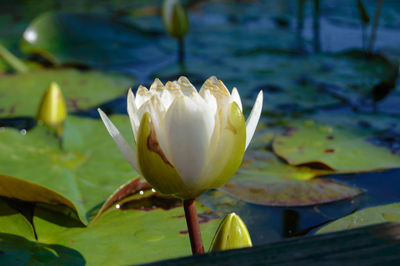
<box><xmin>273</xmin><ymin>120</ymin><xmax>400</xmax><ymax>172</ymax></box>
<box><xmin>0</xmin><ymin>68</ymin><xmax>135</xmax><ymax>118</ymax></box>
<box><xmin>20</xmin><ymin>12</ymin><xmax>166</xmax><ymax>67</ymax></box>
<box><xmin>0</xmin><ymin>198</ymin><xmax>34</xmax><ymax>240</ymax></box>
<box><xmin>220</xmin><ymin>151</ymin><xmax>362</xmax><ymax>206</ymax></box>
<box><xmin>317</xmin><ymin>203</ymin><xmax>400</xmax><ymax>234</ymax></box>
<box><xmin>0</xmin><ymin>194</ymin><xmax>220</xmax><ymax>265</ymax></box>
<box><xmin>0</xmin><ymin>115</ymin><xmax>138</xmax><ymax>224</ymax></box>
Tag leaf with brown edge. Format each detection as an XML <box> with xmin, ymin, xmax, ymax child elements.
<box><xmin>218</xmin><ymin>150</ymin><xmax>361</xmax><ymax>206</ymax></box>
<box><xmin>93</xmin><ymin>177</ymin><xmax>152</xmax><ymax>221</ymax></box>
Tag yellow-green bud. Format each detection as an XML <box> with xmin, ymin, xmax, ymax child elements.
<box><xmin>37</xmin><ymin>82</ymin><xmax>67</xmax><ymax>136</ymax></box>
<box><xmin>209</xmin><ymin>212</ymin><xmax>252</xmax><ymax>251</ymax></box>
<box><xmin>162</xmin><ymin>0</ymin><xmax>190</xmax><ymax>39</ymax></box>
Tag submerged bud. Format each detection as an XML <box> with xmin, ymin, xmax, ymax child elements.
<box><xmin>162</xmin><ymin>0</ymin><xmax>190</xmax><ymax>39</ymax></box>
<box><xmin>209</xmin><ymin>212</ymin><xmax>252</xmax><ymax>251</ymax></box>
<box><xmin>37</xmin><ymin>82</ymin><xmax>67</xmax><ymax>136</ymax></box>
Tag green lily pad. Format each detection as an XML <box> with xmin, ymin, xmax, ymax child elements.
<box><xmin>0</xmin><ymin>68</ymin><xmax>135</xmax><ymax>118</ymax></box>
<box><xmin>220</xmin><ymin>151</ymin><xmax>362</xmax><ymax>206</ymax></box>
<box><xmin>273</xmin><ymin>120</ymin><xmax>400</xmax><ymax>171</ymax></box>
<box><xmin>20</xmin><ymin>12</ymin><xmax>166</xmax><ymax>67</ymax></box>
<box><xmin>0</xmin><ymin>198</ymin><xmax>86</xmax><ymax>265</ymax></box>
<box><xmin>34</xmin><ymin>199</ymin><xmax>219</xmax><ymax>265</ymax></box>
<box><xmin>0</xmin><ymin>115</ymin><xmax>138</xmax><ymax>224</ymax></box>
<box><xmin>0</xmin><ymin>198</ymin><xmax>35</xmax><ymax>240</ymax></box>
<box><xmin>317</xmin><ymin>203</ymin><xmax>400</xmax><ymax>234</ymax></box>
<box><xmin>0</xmin><ymin>194</ymin><xmax>220</xmax><ymax>265</ymax></box>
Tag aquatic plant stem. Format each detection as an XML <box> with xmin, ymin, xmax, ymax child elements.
<box><xmin>178</xmin><ymin>38</ymin><xmax>185</xmax><ymax>66</ymax></box>
<box><xmin>313</xmin><ymin>0</ymin><xmax>321</xmax><ymax>53</ymax></box>
<box><xmin>183</xmin><ymin>199</ymin><xmax>204</xmax><ymax>254</ymax></box>
<box><xmin>368</xmin><ymin>0</ymin><xmax>383</xmax><ymax>54</ymax></box>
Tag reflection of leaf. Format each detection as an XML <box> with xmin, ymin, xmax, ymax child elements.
<box><xmin>317</xmin><ymin>203</ymin><xmax>400</xmax><ymax>234</ymax></box>
<box><xmin>220</xmin><ymin>151</ymin><xmax>361</xmax><ymax>206</ymax></box>
<box><xmin>0</xmin><ymin>69</ymin><xmax>135</xmax><ymax>118</ymax></box>
<box><xmin>0</xmin><ymin>115</ymin><xmax>138</xmax><ymax>224</ymax></box>
<box><xmin>273</xmin><ymin>120</ymin><xmax>400</xmax><ymax>172</ymax></box>
<box><xmin>21</xmin><ymin>12</ymin><xmax>166</xmax><ymax>67</ymax></box>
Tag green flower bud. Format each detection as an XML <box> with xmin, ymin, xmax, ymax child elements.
<box><xmin>37</xmin><ymin>82</ymin><xmax>67</xmax><ymax>136</ymax></box>
<box><xmin>209</xmin><ymin>212</ymin><xmax>252</xmax><ymax>251</ymax></box>
<box><xmin>162</xmin><ymin>0</ymin><xmax>190</xmax><ymax>39</ymax></box>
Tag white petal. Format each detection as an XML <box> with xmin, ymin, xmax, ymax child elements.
<box><xmin>149</xmin><ymin>78</ymin><xmax>164</xmax><ymax>93</ymax></box>
<box><xmin>231</xmin><ymin>87</ymin><xmax>242</xmax><ymax>112</ymax></box>
<box><xmin>159</xmin><ymin>89</ymin><xmax>174</xmax><ymax>110</ymax></box>
<box><xmin>200</xmin><ymin>89</ymin><xmax>217</xmax><ymax>117</ymax></box>
<box><xmin>147</xmin><ymin>94</ymin><xmax>170</xmax><ymax>162</ymax></box>
<box><xmin>98</xmin><ymin>108</ymin><xmax>139</xmax><ymax>172</ymax></box>
<box><xmin>163</xmin><ymin>95</ymin><xmax>214</xmax><ymax>186</ymax></box>
<box><xmin>127</xmin><ymin>89</ymin><xmax>139</xmax><ymax>142</ymax></box>
<box><xmin>177</xmin><ymin>76</ymin><xmax>196</xmax><ymax>96</ymax></box>
<box><xmin>245</xmin><ymin>91</ymin><xmax>263</xmax><ymax>150</ymax></box>
<box><xmin>135</xmin><ymin>85</ymin><xmax>151</xmax><ymax>108</ymax></box>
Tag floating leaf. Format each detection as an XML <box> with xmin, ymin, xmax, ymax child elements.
<box><xmin>21</xmin><ymin>12</ymin><xmax>166</xmax><ymax>67</ymax></box>
<box><xmin>0</xmin><ymin>115</ymin><xmax>138</xmax><ymax>224</ymax></box>
<box><xmin>0</xmin><ymin>69</ymin><xmax>135</xmax><ymax>118</ymax></box>
<box><xmin>317</xmin><ymin>203</ymin><xmax>400</xmax><ymax>234</ymax></box>
<box><xmin>0</xmin><ymin>198</ymin><xmax>35</xmax><ymax>240</ymax></box>
<box><xmin>0</xmin><ymin>195</ymin><xmax>220</xmax><ymax>265</ymax></box>
<box><xmin>220</xmin><ymin>151</ymin><xmax>361</xmax><ymax>206</ymax></box>
<box><xmin>273</xmin><ymin>120</ymin><xmax>400</xmax><ymax>172</ymax></box>
<box><xmin>222</xmin><ymin>179</ymin><xmax>362</xmax><ymax>207</ymax></box>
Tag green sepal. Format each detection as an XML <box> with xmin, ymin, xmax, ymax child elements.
<box><xmin>137</xmin><ymin>112</ymin><xmax>197</xmax><ymax>199</ymax></box>
<box><xmin>208</xmin><ymin>102</ymin><xmax>246</xmax><ymax>189</ymax></box>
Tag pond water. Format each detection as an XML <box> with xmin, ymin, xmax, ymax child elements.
<box><xmin>1</xmin><ymin>0</ymin><xmax>400</xmax><ymax>263</ymax></box>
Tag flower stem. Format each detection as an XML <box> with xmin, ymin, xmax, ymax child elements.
<box><xmin>178</xmin><ymin>38</ymin><xmax>185</xmax><ymax>66</ymax></box>
<box><xmin>183</xmin><ymin>199</ymin><xmax>204</xmax><ymax>254</ymax></box>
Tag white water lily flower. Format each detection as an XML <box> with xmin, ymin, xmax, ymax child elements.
<box><xmin>98</xmin><ymin>76</ymin><xmax>263</xmax><ymax>199</ymax></box>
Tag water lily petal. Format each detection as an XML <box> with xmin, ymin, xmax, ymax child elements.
<box><xmin>127</xmin><ymin>89</ymin><xmax>139</xmax><ymax>142</ymax></box>
<box><xmin>231</xmin><ymin>87</ymin><xmax>242</xmax><ymax>112</ymax></box>
<box><xmin>137</xmin><ymin>112</ymin><xmax>194</xmax><ymax>198</ymax></box>
<box><xmin>149</xmin><ymin>78</ymin><xmax>164</xmax><ymax>92</ymax></box>
<box><xmin>200</xmin><ymin>76</ymin><xmax>230</xmax><ymax>102</ymax></box>
<box><xmin>163</xmin><ymin>94</ymin><xmax>214</xmax><ymax>187</ymax></box>
<box><xmin>201</xmin><ymin>102</ymin><xmax>246</xmax><ymax>189</ymax></box>
<box><xmin>135</xmin><ymin>85</ymin><xmax>151</xmax><ymax>109</ymax></box>
<box><xmin>245</xmin><ymin>90</ymin><xmax>263</xmax><ymax>150</ymax></box>
<box><xmin>177</xmin><ymin>76</ymin><xmax>196</xmax><ymax>96</ymax></box>
<box><xmin>98</xmin><ymin>108</ymin><xmax>139</xmax><ymax>172</ymax></box>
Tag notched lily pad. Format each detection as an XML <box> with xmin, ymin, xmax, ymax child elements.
<box><xmin>273</xmin><ymin>121</ymin><xmax>400</xmax><ymax>172</ymax></box>
<box><xmin>0</xmin><ymin>68</ymin><xmax>135</xmax><ymax>118</ymax></box>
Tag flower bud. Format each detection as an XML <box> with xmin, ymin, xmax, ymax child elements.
<box><xmin>209</xmin><ymin>212</ymin><xmax>252</xmax><ymax>251</ymax></box>
<box><xmin>162</xmin><ymin>0</ymin><xmax>190</xmax><ymax>39</ymax></box>
<box><xmin>37</xmin><ymin>82</ymin><xmax>67</xmax><ymax>136</ymax></box>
